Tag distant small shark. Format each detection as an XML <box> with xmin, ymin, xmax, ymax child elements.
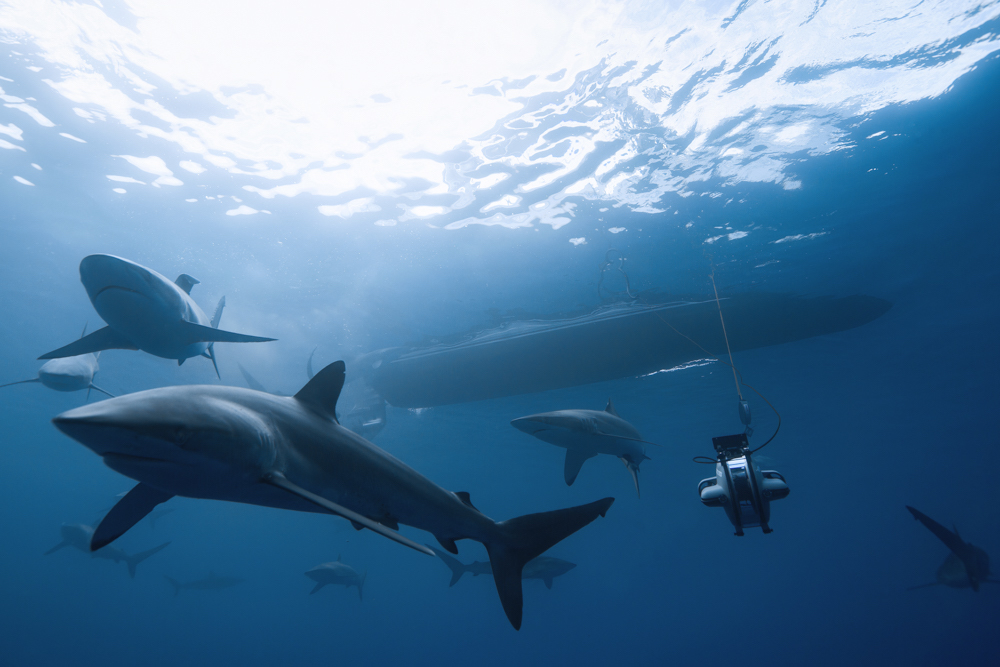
<box><xmin>39</xmin><ymin>254</ymin><xmax>275</xmax><ymax>378</ymax></box>
<box><xmin>305</xmin><ymin>555</ymin><xmax>366</xmax><ymax>599</ymax></box>
<box><xmin>428</xmin><ymin>545</ymin><xmax>576</xmax><ymax>589</ymax></box>
<box><xmin>2</xmin><ymin>325</ymin><xmax>114</xmax><ymax>399</ymax></box>
<box><xmin>51</xmin><ymin>360</ymin><xmax>614</xmax><ymax>630</ymax></box>
<box><xmin>907</xmin><ymin>505</ymin><xmax>997</xmax><ymax>591</ymax></box>
<box><xmin>45</xmin><ymin>523</ymin><xmax>169</xmax><ymax>578</ymax></box>
<box><xmin>511</xmin><ymin>400</ymin><xmax>653</xmax><ymax>497</ymax></box>
<box><xmin>164</xmin><ymin>572</ymin><xmax>245</xmax><ymax>596</ymax></box>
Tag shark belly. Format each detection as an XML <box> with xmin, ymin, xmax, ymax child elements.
<box><xmin>93</xmin><ymin>289</ymin><xmax>208</xmax><ymax>360</ymax></box>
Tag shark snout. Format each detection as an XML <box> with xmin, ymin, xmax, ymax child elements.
<box><xmin>511</xmin><ymin>413</ymin><xmax>579</xmax><ymax>435</ymax></box>
<box><xmin>79</xmin><ymin>254</ymin><xmax>152</xmax><ymax>302</ymax></box>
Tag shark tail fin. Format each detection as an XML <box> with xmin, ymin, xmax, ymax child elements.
<box><xmin>307</xmin><ymin>347</ymin><xmax>318</xmax><ymax>379</ymax></box>
<box><xmin>39</xmin><ymin>326</ymin><xmax>139</xmax><ymax>360</ymax></box>
<box><xmin>427</xmin><ymin>544</ymin><xmax>469</xmax><ymax>586</ymax></box>
<box><xmin>358</xmin><ymin>572</ymin><xmax>367</xmax><ymax>601</ymax></box>
<box><xmin>0</xmin><ymin>378</ymin><xmax>41</xmax><ymax>389</ymax></box>
<box><xmin>44</xmin><ymin>540</ymin><xmax>69</xmax><ymax>556</ymax></box>
<box><xmin>484</xmin><ymin>497</ymin><xmax>614</xmax><ymax>630</ymax></box>
<box><xmin>125</xmin><ymin>542</ymin><xmax>171</xmax><ymax>579</ymax></box>
<box><xmin>211</xmin><ymin>296</ymin><xmax>226</xmax><ymax>329</ymax></box>
<box><xmin>165</xmin><ymin>576</ymin><xmax>183</xmax><ymax>596</ymax></box>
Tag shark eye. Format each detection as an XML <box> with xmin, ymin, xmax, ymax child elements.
<box><xmin>172</xmin><ymin>427</ymin><xmax>194</xmax><ymax>448</ymax></box>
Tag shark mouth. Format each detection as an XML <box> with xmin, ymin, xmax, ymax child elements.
<box><xmin>93</xmin><ymin>285</ymin><xmax>143</xmax><ymax>300</ymax></box>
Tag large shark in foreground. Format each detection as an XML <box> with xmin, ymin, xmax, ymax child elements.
<box><xmin>39</xmin><ymin>254</ymin><xmax>275</xmax><ymax>377</ymax></box>
<box><xmin>305</xmin><ymin>556</ymin><xmax>366</xmax><ymax>599</ymax></box>
<box><xmin>906</xmin><ymin>506</ymin><xmax>997</xmax><ymax>591</ymax></box>
<box><xmin>428</xmin><ymin>545</ymin><xmax>576</xmax><ymax>589</ymax></box>
<box><xmin>51</xmin><ymin>361</ymin><xmax>614</xmax><ymax>629</ymax></box>
<box><xmin>2</xmin><ymin>325</ymin><xmax>114</xmax><ymax>399</ymax></box>
<box><xmin>45</xmin><ymin>523</ymin><xmax>169</xmax><ymax>578</ymax></box>
<box><xmin>511</xmin><ymin>400</ymin><xmax>652</xmax><ymax>497</ymax></box>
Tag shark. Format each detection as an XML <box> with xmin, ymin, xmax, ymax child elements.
<box><xmin>511</xmin><ymin>400</ymin><xmax>653</xmax><ymax>497</ymax></box>
<box><xmin>2</xmin><ymin>325</ymin><xmax>114</xmax><ymax>399</ymax></box>
<box><xmin>45</xmin><ymin>523</ymin><xmax>169</xmax><ymax>578</ymax></box>
<box><xmin>38</xmin><ymin>254</ymin><xmax>275</xmax><ymax>378</ymax></box>
<box><xmin>305</xmin><ymin>555</ymin><xmax>366</xmax><ymax>599</ymax></box>
<box><xmin>428</xmin><ymin>545</ymin><xmax>576</xmax><ymax>589</ymax></box>
<box><xmin>50</xmin><ymin>360</ymin><xmax>614</xmax><ymax>630</ymax></box>
<box><xmin>164</xmin><ymin>572</ymin><xmax>245</xmax><ymax>596</ymax></box>
<box><xmin>906</xmin><ymin>505</ymin><xmax>997</xmax><ymax>591</ymax></box>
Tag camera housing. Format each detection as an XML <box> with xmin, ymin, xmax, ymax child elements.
<box><xmin>698</xmin><ymin>433</ymin><xmax>789</xmax><ymax>536</ymax></box>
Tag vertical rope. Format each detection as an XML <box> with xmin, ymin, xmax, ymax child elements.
<box><xmin>710</xmin><ymin>272</ymin><xmax>742</xmax><ymax>401</ymax></box>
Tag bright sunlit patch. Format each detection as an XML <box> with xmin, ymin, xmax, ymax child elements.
<box><xmin>59</xmin><ymin>132</ymin><xmax>85</xmax><ymax>142</ymax></box>
<box><xmin>179</xmin><ymin>160</ymin><xmax>206</xmax><ymax>174</ymax></box>
<box><xmin>317</xmin><ymin>198</ymin><xmax>381</xmax><ymax>219</ymax></box>
<box><xmin>112</xmin><ymin>188</ymin><xmax>126</xmax><ymax>194</ymax></box>
<box><xmin>608</xmin><ymin>227</ymin><xmax>626</xmax><ymax>233</ymax></box>
<box><xmin>115</xmin><ymin>155</ymin><xmax>183</xmax><ymax>187</ymax></box>
<box><xmin>0</xmin><ymin>138</ymin><xmax>25</xmax><ymax>151</ymax></box>
<box><xmin>30</xmin><ymin>162</ymin><xmax>40</xmax><ymax>169</ymax></box>
<box><xmin>569</xmin><ymin>237</ymin><xmax>586</xmax><ymax>245</ymax></box>
<box><xmin>641</xmin><ymin>359</ymin><xmax>715</xmax><ymax>377</ymax></box>
<box><xmin>107</xmin><ymin>175</ymin><xmax>145</xmax><ymax>184</ymax></box>
<box><xmin>773</xmin><ymin>232</ymin><xmax>828</xmax><ymax>244</ymax></box>
<box><xmin>13</xmin><ymin>175</ymin><xmax>33</xmax><ymax>185</ymax></box>
<box><xmin>226</xmin><ymin>205</ymin><xmax>258</xmax><ymax>216</ymax></box>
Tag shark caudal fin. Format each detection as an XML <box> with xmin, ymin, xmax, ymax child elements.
<box><xmin>125</xmin><ymin>541</ymin><xmax>171</xmax><ymax>579</ymax></box>
<box><xmin>358</xmin><ymin>572</ymin><xmax>367</xmax><ymax>601</ymax></box>
<box><xmin>39</xmin><ymin>326</ymin><xmax>139</xmax><ymax>360</ymax></box>
<box><xmin>485</xmin><ymin>497</ymin><xmax>614</xmax><ymax>630</ymax></box>
<box><xmin>93</xmin><ymin>483</ymin><xmax>174</xmax><ymax>551</ymax></box>
<box><xmin>165</xmin><ymin>576</ymin><xmax>183</xmax><ymax>596</ymax></box>
<box><xmin>427</xmin><ymin>544</ymin><xmax>471</xmax><ymax>587</ymax></box>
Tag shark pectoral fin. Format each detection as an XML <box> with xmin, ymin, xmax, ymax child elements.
<box><xmin>211</xmin><ymin>296</ymin><xmax>225</xmax><ymax>329</ymax></box>
<box><xmin>906</xmin><ymin>506</ymin><xmax>966</xmax><ymax>554</ymax></box>
<box><xmin>310</xmin><ymin>582</ymin><xmax>326</xmax><ymax>595</ymax></box>
<box><xmin>543</xmin><ymin>577</ymin><xmax>553</xmax><ymax>590</ymax></box>
<box><xmin>88</xmin><ymin>384</ymin><xmax>116</xmax><ymax>399</ymax></box>
<box><xmin>0</xmin><ymin>378</ymin><xmax>40</xmax><ymax>389</ymax></box>
<box><xmin>294</xmin><ymin>361</ymin><xmax>346</xmax><ymax>423</ymax></box>
<box><xmin>436</xmin><ymin>537</ymin><xmax>459</xmax><ymax>554</ymax></box>
<box><xmin>181</xmin><ymin>321</ymin><xmax>276</xmax><ymax>345</ymax></box>
<box><xmin>564</xmin><ymin>448</ymin><xmax>597</xmax><ymax>486</ymax></box>
<box><xmin>264</xmin><ymin>472</ymin><xmax>433</xmax><ymax>556</ymax></box>
<box><xmin>44</xmin><ymin>540</ymin><xmax>69</xmax><ymax>555</ymax></box>
<box><xmin>93</xmin><ymin>483</ymin><xmax>174</xmax><ymax>551</ymax></box>
<box><xmin>39</xmin><ymin>326</ymin><xmax>138</xmax><ymax>360</ymax></box>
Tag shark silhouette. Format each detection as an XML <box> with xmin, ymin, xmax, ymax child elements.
<box><xmin>39</xmin><ymin>254</ymin><xmax>275</xmax><ymax>377</ymax></box>
<box><xmin>51</xmin><ymin>361</ymin><xmax>614</xmax><ymax>629</ymax></box>
<box><xmin>907</xmin><ymin>505</ymin><xmax>997</xmax><ymax>591</ymax></box>
<box><xmin>305</xmin><ymin>555</ymin><xmax>366</xmax><ymax>599</ymax></box>
<box><xmin>511</xmin><ymin>400</ymin><xmax>654</xmax><ymax>497</ymax></box>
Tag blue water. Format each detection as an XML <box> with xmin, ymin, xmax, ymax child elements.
<box><xmin>2</xmin><ymin>2</ymin><xmax>999</xmax><ymax>665</ymax></box>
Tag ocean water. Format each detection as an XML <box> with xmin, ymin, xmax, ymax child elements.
<box><xmin>1</xmin><ymin>1</ymin><xmax>999</xmax><ymax>665</ymax></box>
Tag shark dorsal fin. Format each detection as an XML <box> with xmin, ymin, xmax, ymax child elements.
<box><xmin>175</xmin><ymin>274</ymin><xmax>200</xmax><ymax>294</ymax></box>
<box><xmin>605</xmin><ymin>399</ymin><xmax>620</xmax><ymax>418</ymax></box>
<box><xmin>455</xmin><ymin>491</ymin><xmax>478</xmax><ymax>511</ymax></box>
<box><xmin>294</xmin><ymin>361</ymin><xmax>346</xmax><ymax>423</ymax></box>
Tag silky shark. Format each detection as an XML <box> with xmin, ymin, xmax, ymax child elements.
<box><xmin>165</xmin><ymin>572</ymin><xmax>245</xmax><ymax>596</ymax></box>
<box><xmin>906</xmin><ymin>506</ymin><xmax>997</xmax><ymax>591</ymax></box>
<box><xmin>428</xmin><ymin>545</ymin><xmax>576</xmax><ymax>589</ymax></box>
<box><xmin>2</xmin><ymin>325</ymin><xmax>114</xmax><ymax>399</ymax></box>
<box><xmin>51</xmin><ymin>361</ymin><xmax>614</xmax><ymax>630</ymax></box>
<box><xmin>38</xmin><ymin>254</ymin><xmax>275</xmax><ymax>378</ymax></box>
<box><xmin>45</xmin><ymin>523</ymin><xmax>169</xmax><ymax>578</ymax></box>
<box><xmin>511</xmin><ymin>400</ymin><xmax>653</xmax><ymax>497</ymax></box>
<box><xmin>305</xmin><ymin>555</ymin><xmax>366</xmax><ymax>599</ymax></box>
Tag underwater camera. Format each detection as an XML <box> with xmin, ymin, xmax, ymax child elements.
<box><xmin>698</xmin><ymin>423</ymin><xmax>789</xmax><ymax>536</ymax></box>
